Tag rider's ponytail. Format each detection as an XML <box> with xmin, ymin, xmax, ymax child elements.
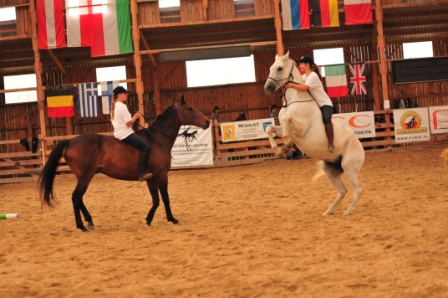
<box><xmin>110</xmin><ymin>94</ymin><xmax>118</xmax><ymax>121</ymax></box>
<box><xmin>311</xmin><ymin>64</ymin><xmax>323</xmax><ymax>81</ymax></box>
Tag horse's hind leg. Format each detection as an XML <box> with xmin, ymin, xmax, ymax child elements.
<box><xmin>72</xmin><ymin>178</ymin><xmax>94</xmax><ymax>232</ymax></box>
<box><xmin>343</xmin><ymin>171</ymin><xmax>363</xmax><ymax>216</ymax></box>
<box><xmin>322</xmin><ymin>162</ymin><xmax>347</xmax><ymax>216</ymax></box>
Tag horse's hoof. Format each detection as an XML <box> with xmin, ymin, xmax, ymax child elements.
<box><xmin>87</xmin><ymin>221</ymin><xmax>94</xmax><ymax>229</ymax></box>
<box><xmin>343</xmin><ymin>211</ymin><xmax>353</xmax><ymax>216</ymax></box>
<box><xmin>80</xmin><ymin>227</ymin><xmax>88</xmax><ymax>232</ymax></box>
<box><xmin>322</xmin><ymin>212</ymin><xmax>333</xmax><ymax>216</ymax></box>
<box><xmin>144</xmin><ymin>223</ymin><xmax>151</xmax><ymax>227</ymax></box>
<box><xmin>170</xmin><ymin>219</ymin><xmax>180</xmax><ymax>225</ymax></box>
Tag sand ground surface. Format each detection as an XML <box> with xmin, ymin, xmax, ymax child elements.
<box><xmin>1</xmin><ymin>147</ymin><xmax>448</xmax><ymax>298</ymax></box>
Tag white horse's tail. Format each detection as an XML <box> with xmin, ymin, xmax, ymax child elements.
<box><xmin>312</xmin><ymin>161</ymin><xmax>325</xmax><ymax>182</ymax></box>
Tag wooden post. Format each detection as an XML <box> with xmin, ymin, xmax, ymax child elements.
<box><xmin>130</xmin><ymin>0</ymin><xmax>145</xmax><ymax>125</ymax></box>
<box><xmin>374</xmin><ymin>0</ymin><xmax>390</xmax><ymax>110</ymax></box>
<box><xmin>273</xmin><ymin>0</ymin><xmax>284</xmax><ymax>55</ymax></box>
<box><xmin>29</xmin><ymin>0</ymin><xmax>48</xmax><ymax>163</ymax></box>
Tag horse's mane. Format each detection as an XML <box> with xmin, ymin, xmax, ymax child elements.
<box><xmin>155</xmin><ymin>105</ymin><xmax>173</xmax><ymax>122</ymax></box>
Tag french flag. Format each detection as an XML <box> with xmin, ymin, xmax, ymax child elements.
<box><xmin>36</xmin><ymin>0</ymin><xmax>66</xmax><ymax>49</ymax></box>
<box><xmin>281</xmin><ymin>0</ymin><xmax>310</xmax><ymax>30</ymax></box>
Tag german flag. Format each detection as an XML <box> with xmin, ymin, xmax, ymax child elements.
<box><xmin>46</xmin><ymin>86</ymin><xmax>74</xmax><ymax>118</ymax></box>
<box><xmin>311</xmin><ymin>0</ymin><xmax>340</xmax><ymax>28</ymax></box>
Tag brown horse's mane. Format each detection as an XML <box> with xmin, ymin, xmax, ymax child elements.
<box><xmin>154</xmin><ymin>105</ymin><xmax>173</xmax><ymax>122</ymax></box>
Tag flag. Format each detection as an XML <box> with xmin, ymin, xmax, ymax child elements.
<box><xmin>78</xmin><ymin>82</ymin><xmax>99</xmax><ymax>117</ymax></box>
<box><xmin>46</xmin><ymin>86</ymin><xmax>74</xmax><ymax>118</ymax></box>
<box><xmin>325</xmin><ymin>64</ymin><xmax>348</xmax><ymax>97</ymax></box>
<box><xmin>281</xmin><ymin>0</ymin><xmax>310</xmax><ymax>30</ymax></box>
<box><xmin>344</xmin><ymin>0</ymin><xmax>373</xmax><ymax>25</ymax></box>
<box><xmin>65</xmin><ymin>0</ymin><xmax>133</xmax><ymax>57</ymax></box>
<box><xmin>100</xmin><ymin>81</ymin><xmax>119</xmax><ymax>114</ymax></box>
<box><xmin>312</xmin><ymin>0</ymin><xmax>340</xmax><ymax>28</ymax></box>
<box><xmin>37</xmin><ymin>0</ymin><xmax>66</xmax><ymax>49</ymax></box>
<box><xmin>349</xmin><ymin>63</ymin><xmax>367</xmax><ymax>95</ymax></box>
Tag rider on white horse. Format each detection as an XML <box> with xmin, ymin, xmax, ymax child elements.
<box><xmin>284</xmin><ymin>55</ymin><xmax>335</xmax><ymax>153</ymax></box>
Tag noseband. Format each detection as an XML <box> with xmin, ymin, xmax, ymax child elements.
<box><xmin>267</xmin><ymin>60</ymin><xmax>296</xmax><ymax>88</ymax></box>
<box><xmin>174</xmin><ymin>102</ymin><xmax>203</xmax><ymax>124</ymax></box>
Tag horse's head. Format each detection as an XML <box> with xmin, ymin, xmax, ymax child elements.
<box><xmin>264</xmin><ymin>51</ymin><xmax>299</xmax><ymax>94</ymax></box>
<box><xmin>175</xmin><ymin>95</ymin><xmax>210</xmax><ymax>129</ymax></box>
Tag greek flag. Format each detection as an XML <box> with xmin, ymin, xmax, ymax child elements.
<box><xmin>77</xmin><ymin>82</ymin><xmax>99</xmax><ymax>117</ymax></box>
<box><xmin>100</xmin><ymin>80</ymin><xmax>119</xmax><ymax>114</ymax></box>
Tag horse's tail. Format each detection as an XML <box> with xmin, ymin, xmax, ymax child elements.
<box><xmin>39</xmin><ymin>140</ymin><xmax>70</xmax><ymax>208</ymax></box>
<box><xmin>312</xmin><ymin>161</ymin><xmax>326</xmax><ymax>182</ymax></box>
<box><xmin>312</xmin><ymin>160</ymin><xmax>343</xmax><ymax>182</ymax></box>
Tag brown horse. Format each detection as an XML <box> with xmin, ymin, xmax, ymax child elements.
<box><xmin>39</xmin><ymin>96</ymin><xmax>210</xmax><ymax>231</ymax></box>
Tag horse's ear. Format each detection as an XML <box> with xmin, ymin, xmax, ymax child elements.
<box><xmin>284</xmin><ymin>51</ymin><xmax>290</xmax><ymax>60</ymax></box>
<box><xmin>180</xmin><ymin>94</ymin><xmax>185</xmax><ymax>105</ymax></box>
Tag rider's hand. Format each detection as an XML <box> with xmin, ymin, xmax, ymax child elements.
<box><xmin>285</xmin><ymin>83</ymin><xmax>294</xmax><ymax>89</ymax></box>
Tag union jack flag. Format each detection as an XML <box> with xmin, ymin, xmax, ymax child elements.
<box><xmin>349</xmin><ymin>63</ymin><xmax>367</xmax><ymax>95</ymax></box>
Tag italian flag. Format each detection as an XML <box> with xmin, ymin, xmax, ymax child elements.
<box><xmin>65</xmin><ymin>0</ymin><xmax>133</xmax><ymax>57</ymax></box>
<box><xmin>325</xmin><ymin>64</ymin><xmax>348</xmax><ymax>97</ymax></box>
<box><xmin>344</xmin><ymin>0</ymin><xmax>373</xmax><ymax>25</ymax></box>
<box><xmin>37</xmin><ymin>0</ymin><xmax>67</xmax><ymax>49</ymax></box>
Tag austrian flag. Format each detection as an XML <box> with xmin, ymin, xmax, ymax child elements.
<box><xmin>37</xmin><ymin>0</ymin><xmax>66</xmax><ymax>49</ymax></box>
<box><xmin>349</xmin><ymin>63</ymin><xmax>367</xmax><ymax>95</ymax></box>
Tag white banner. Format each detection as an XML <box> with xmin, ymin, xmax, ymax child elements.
<box><xmin>393</xmin><ymin>108</ymin><xmax>430</xmax><ymax>143</ymax></box>
<box><xmin>220</xmin><ymin>118</ymin><xmax>275</xmax><ymax>143</ymax></box>
<box><xmin>428</xmin><ymin>106</ymin><xmax>448</xmax><ymax>134</ymax></box>
<box><xmin>171</xmin><ymin>126</ymin><xmax>213</xmax><ymax>167</ymax></box>
<box><xmin>332</xmin><ymin>111</ymin><xmax>376</xmax><ymax>138</ymax></box>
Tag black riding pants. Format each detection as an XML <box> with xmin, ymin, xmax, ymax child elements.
<box><xmin>122</xmin><ymin>133</ymin><xmax>151</xmax><ymax>153</ymax></box>
<box><xmin>320</xmin><ymin>105</ymin><xmax>333</xmax><ymax>125</ymax></box>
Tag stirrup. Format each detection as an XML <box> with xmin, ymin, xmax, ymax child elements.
<box><xmin>139</xmin><ymin>173</ymin><xmax>153</xmax><ymax>181</ymax></box>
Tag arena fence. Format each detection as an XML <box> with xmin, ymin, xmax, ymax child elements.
<box><xmin>1</xmin><ymin>110</ymin><xmax>447</xmax><ymax>184</ymax></box>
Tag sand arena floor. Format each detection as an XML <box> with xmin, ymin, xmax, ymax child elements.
<box><xmin>1</xmin><ymin>146</ymin><xmax>448</xmax><ymax>297</ymax></box>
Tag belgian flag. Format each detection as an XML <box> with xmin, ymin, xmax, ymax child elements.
<box><xmin>46</xmin><ymin>86</ymin><xmax>74</xmax><ymax>118</ymax></box>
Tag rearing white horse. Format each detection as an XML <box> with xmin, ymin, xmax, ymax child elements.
<box><xmin>264</xmin><ymin>52</ymin><xmax>365</xmax><ymax>216</ymax></box>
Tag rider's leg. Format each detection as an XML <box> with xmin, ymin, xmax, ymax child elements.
<box><xmin>324</xmin><ymin>122</ymin><xmax>335</xmax><ymax>153</ymax></box>
<box><xmin>122</xmin><ymin>133</ymin><xmax>153</xmax><ymax>180</ymax></box>
<box><xmin>320</xmin><ymin>106</ymin><xmax>335</xmax><ymax>153</ymax></box>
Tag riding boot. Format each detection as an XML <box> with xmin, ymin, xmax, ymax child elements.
<box><xmin>138</xmin><ymin>151</ymin><xmax>153</xmax><ymax>181</ymax></box>
<box><xmin>324</xmin><ymin>122</ymin><xmax>335</xmax><ymax>153</ymax></box>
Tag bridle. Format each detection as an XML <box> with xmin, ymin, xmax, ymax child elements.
<box><xmin>139</xmin><ymin>102</ymin><xmax>204</xmax><ymax>157</ymax></box>
<box><xmin>267</xmin><ymin>59</ymin><xmax>314</xmax><ymax>108</ymax></box>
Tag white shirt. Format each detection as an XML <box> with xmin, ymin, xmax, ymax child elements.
<box><xmin>303</xmin><ymin>72</ymin><xmax>333</xmax><ymax>107</ymax></box>
<box><xmin>111</xmin><ymin>102</ymin><xmax>134</xmax><ymax>140</ymax></box>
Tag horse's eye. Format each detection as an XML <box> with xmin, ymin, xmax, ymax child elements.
<box><xmin>188</xmin><ymin>108</ymin><xmax>194</xmax><ymax>111</ymax></box>
<box><xmin>277</xmin><ymin>67</ymin><xmax>283</xmax><ymax>72</ymax></box>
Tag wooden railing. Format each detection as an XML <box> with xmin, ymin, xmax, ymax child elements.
<box><xmin>1</xmin><ymin>109</ymin><xmax>447</xmax><ymax>183</ymax></box>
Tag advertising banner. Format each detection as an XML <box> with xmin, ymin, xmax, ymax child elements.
<box><xmin>220</xmin><ymin>118</ymin><xmax>275</xmax><ymax>143</ymax></box>
<box><xmin>332</xmin><ymin>111</ymin><xmax>376</xmax><ymax>138</ymax></box>
<box><xmin>171</xmin><ymin>126</ymin><xmax>213</xmax><ymax>167</ymax></box>
<box><xmin>393</xmin><ymin>108</ymin><xmax>430</xmax><ymax>143</ymax></box>
<box><xmin>428</xmin><ymin>106</ymin><xmax>448</xmax><ymax>134</ymax></box>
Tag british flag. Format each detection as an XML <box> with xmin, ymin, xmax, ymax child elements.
<box><xmin>349</xmin><ymin>63</ymin><xmax>367</xmax><ymax>95</ymax></box>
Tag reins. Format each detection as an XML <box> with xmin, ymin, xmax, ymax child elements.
<box><xmin>137</xmin><ymin>102</ymin><xmax>204</xmax><ymax>158</ymax></box>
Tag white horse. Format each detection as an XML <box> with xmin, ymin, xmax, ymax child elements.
<box><xmin>264</xmin><ymin>52</ymin><xmax>365</xmax><ymax>216</ymax></box>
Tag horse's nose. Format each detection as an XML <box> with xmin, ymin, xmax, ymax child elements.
<box><xmin>203</xmin><ymin>120</ymin><xmax>210</xmax><ymax>129</ymax></box>
<box><xmin>264</xmin><ymin>83</ymin><xmax>275</xmax><ymax>94</ymax></box>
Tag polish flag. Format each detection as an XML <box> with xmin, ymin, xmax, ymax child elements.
<box><xmin>65</xmin><ymin>0</ymin><xmax>133</xmax><ymax>57</ymax></box>
<box><xmin>37</xmin><ymin>0</ymin><xmax>66</xmax><ymax>49</ymax></box>
<box><xmin>344</xmin><ymin>0</ymin><xmax>373</xmax><ymax>25</ymax></box>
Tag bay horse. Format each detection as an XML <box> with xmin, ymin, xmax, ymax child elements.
<box><xmin>264</xmin><ymin>52</ymin><xmax>365</xmax><ymax>216</ymax></box>
<box><xmin>39</xmin><ymin>96</ymin><xmax>210</xmax><ymax>231</ymax></box>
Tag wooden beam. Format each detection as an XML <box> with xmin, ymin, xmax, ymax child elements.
<box><xmin>45</xmin><ymin>50</ymin><xmax>67</xmax><ymax>76</ymax></box>
<box><xmin>140</xmin><ymin>41</ymin><xmax>277</xmax><ymax>55</ymax></box>
<box><xmin>139</xmin><ymin>15</ymin><xmax>274</xmax><ymax>29</ymax></box>
<box><xmin>139</xmin><ymin>30</ymin><xmax>157</xmax><ymax>69</ymax></box>
<box><xmin>273</xmin><ymin>0</ymin><xmax>284</xmax><ymax>55</ymax></box>
<box><xmin>28</xmin><ymin>0</ymin><xmax>48</xmax><ymax>161</ymax></box>
<box><xmin>131</xmin><ymin>0</ymin><xmax>146</xmax><ymax>125</ymax></box>
<box><xmin>374</xmin><ymin>0</ymin><xmax>390</xmax><ymax>110</ymax></box>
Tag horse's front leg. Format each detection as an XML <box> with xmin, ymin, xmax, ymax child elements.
<box><xmin>145</xmin><ymin>179</ymin><xmax>160</xmax><ymax>226</ymax></box>
<box><xmin>283</xmin><ymin>113</ymin><xmax>306</xmax><ymax>137</ymax></box>
<box><xmin>158</xmin><ymin>176</ymin><xmax>179</xmax><ymax>225</ymax></box>
<box><xmin>266</xmin><ymin>124</ymin><xmax>284</xmax><ymax>156</ymax></box>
